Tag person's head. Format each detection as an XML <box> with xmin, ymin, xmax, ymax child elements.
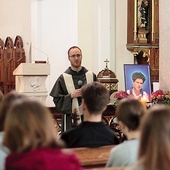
<box><xmin>3</xmin><ymin>99</ymin><xmax>61</xmax><ymax>153</ymax></box>
<box><xmin>138</xmin><ymin>105</ymin><xmax>170</xmax><ymax>170</ymax></box>
<box><xmin>132</xmin><ymin>72</ymin><xmax>146</xmax><ymax>91</ymax></box>
<box><xmin>116</xmin><ymin>98</ymin><xmax>145</xmax><ymax>135</ymax></box>
<box><xmin>68</xmin><ymin>46</ymin><xmax>82</xmax><ymax>69</ymax></box>
<box><xmin>0</xmin><ymin>90</ymin><xmax>27</xmax><ymax>132</ymax></box>
<box><xmin>81</xmin><ymin>82</ymin><xmax>109</xmax><ymax>115</ymax></box>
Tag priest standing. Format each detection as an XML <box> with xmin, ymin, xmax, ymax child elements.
<box><xmin>50</xmin><ymin>46</ymin><xmax>98</xmax><ymax>132</ymax></box>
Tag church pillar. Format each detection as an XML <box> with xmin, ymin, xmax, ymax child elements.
<box><xmin>159</xmin><ymin>1</ymin><xmax>170</xmax><ymax>90</ymax></box>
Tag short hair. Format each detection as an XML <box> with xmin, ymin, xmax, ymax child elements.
<box><xmin>138</xmin><ymin>105</ymin><xmax>170</xmax><ymax>170</ymax></box>
<box><xmin>68</xmin><ymin>46</ymin><xmax>82</xmax><ymax>57</ymax></box>
<box><xmin>116</xmin><ymin>98</ymin><xmax>145</xmax><ymax>130</ymax></box>
<box><xmin>0</xmin><ymin>91</ymin><xmax>27</xmax><ymax>132</ymax></box>
<box><xmin>3</xmin><ymin>99</ymin><xmax>61</xmax><ymax>153</ymax></box>
<box><xmin>132</xmin><ymin>72</ymin><xmax>146</xmax><ymax>83</ymax></box>
<box><xmin>81</xmin><ymin>82</ymin><xmax>109</xmax><ymax>114</ymax></box>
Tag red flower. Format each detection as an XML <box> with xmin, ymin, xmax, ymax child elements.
<box><xmin>151</xmin><ymin>89</ymin><xmax>170</xmax><ymax>105</ymax></box>
<box><xmin>110</xmin><ymin>90</ymin><xmax>129</xmax><ymax>107</ymax></box>
<box><xmin>113</xmin><ymin>91</ymin><xmax>129</xmax><ymax>99</ymax></box>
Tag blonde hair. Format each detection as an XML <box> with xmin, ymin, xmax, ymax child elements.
<box><xmin>138</xmin><ymin>104</ymin><xmax>170</xmax><ymax>170</ymax></box>
<box><xmin>3</xmin><ymin>99</ymin><xmax>61</xmax><ymax>153</ymax></box>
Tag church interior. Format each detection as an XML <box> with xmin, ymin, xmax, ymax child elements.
<box><xmin>0</xmin><ymin>0</ymin><xmax>170</xmax><ymax>169</ymax></box>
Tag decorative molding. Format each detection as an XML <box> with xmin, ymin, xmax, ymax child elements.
<box><xmin>29</xmin><ymin>76</ymin><xmax>42</xmax><ymax>91</ymax></box>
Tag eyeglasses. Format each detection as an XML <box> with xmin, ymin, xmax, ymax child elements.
<box><xmin>70</xmin><ymin>54</ymin><xmax>82</xmax><ymax>58</ymax></box>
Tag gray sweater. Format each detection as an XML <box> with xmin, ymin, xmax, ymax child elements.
<box><xmin>106</xmin><ymin>139</ymin><xmax>139</xmax><ymax>167</ymax></box>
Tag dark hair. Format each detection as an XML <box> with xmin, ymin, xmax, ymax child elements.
<box><xmin>116</xmin><ymin>98</ymin><xmax>145</xmax><ymax>130</ymax></box>
<box><xmin>3</xmin><ymin>99</ymin><xmax>62</xmax><ymax>153</ymax></box>
<box><xmin>132</xmin><ymin>72</ymin><xmax>146</xmax><ymax>83</ymax></box>
<box><xmin>68</xmin><ymin>46</ymin><xmax>82</xmax><ymax>57</ymax></box>
<box><xmin>81</xmin><ymin>82</ymin><xmax>109</xmax><ymax>114</ymax></box>
<box><xmin>0</xmin><ymin>91</ymin><xmax>27</xmax><ymax>131</ymax></box>
<box><xmin>137</xmin><ymin>105</ymin><xmax>170</xmax><ymax>170</ymax></box>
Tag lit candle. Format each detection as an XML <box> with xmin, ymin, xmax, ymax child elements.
<box><xmin>140</xmin><ymin>97</ymin><xmax>147</xmax><ymax>108</ymax></box>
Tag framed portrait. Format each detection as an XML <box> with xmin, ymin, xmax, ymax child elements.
<box><xmin>124</xmin><ymin>64</ymin><xmax>151</xmax><ymax>100</ymax></box>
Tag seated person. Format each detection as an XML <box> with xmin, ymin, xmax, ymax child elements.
<box><xmin>106</xmin><ymin>98</ymin><xmax>145</xmax><ymax>167</ymax></box>
<box><xmin>61</xmin><ymin>82</ymin><xmax>120</xmax><ymax>148</ymax></box>
<box><xmin>127</xmin><ymin>72</ymin><xmax>149</xmax><ymax>102</ymax></box>
<box><xmin>3</xmin><ymin>99</ymin><xmax>82</xmax><ymax>170</ymax></box>
<box><xmin>0</xmin><ymin>91</ymin><xmax>27</xmax><ymax>170</ymax></box>
<box><xmin>127</xmin><ymin>104</ymin><xmax>170</xmax><ymax>170</ymax></box>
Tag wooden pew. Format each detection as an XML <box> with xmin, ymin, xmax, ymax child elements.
<box><xmin>88</xmin><ymin>168</ymin><xmax>125</xmax><ymax>170</ymax></box>
<box><xmin>63</xmin><ymin>145</ymin><xmax>116</xmax><ymax>169</ymax></box>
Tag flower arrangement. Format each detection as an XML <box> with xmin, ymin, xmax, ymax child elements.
<box><xmin>151</xmin><ymin>89</ymin><xmax>170</xmax><ymax>105</ymax></box>
<box><xmin>110</xmin><ymin>90</ymin><xmax>129</xmax><ymax>107</ymax></box>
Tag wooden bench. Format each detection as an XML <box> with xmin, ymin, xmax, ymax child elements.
<box><xmin>63</xmin><ymin>145</ymin><xmax>116</xmax><ymax>169</ymax></box>
<box><xmin>88</xmin><ymin>167</ymin><xmax>125</xmax><ymax>170</ymax></box>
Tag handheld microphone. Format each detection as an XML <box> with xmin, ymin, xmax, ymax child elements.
<box><xmin>78</xmin><ymin>80</ymin><xmax>83</xmax><ymax>88</ymax></box>
<box><xmin>77</xmin><ymin>80</ymin><xmax>83</xmax><ymax>104</ymax></box>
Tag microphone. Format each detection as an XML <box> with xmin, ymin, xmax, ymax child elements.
<box><xmin>78</xmin><ymin>80</ymin><xmax>83</xmax><ymax>88</ymax></box>
<box><xmin>77</xmin><ymin>80</ymin><xmax>83</xmax><ymax>104</ymax></box>
<box><xmin>26</xmin><ymin>42</ymin><xmax>49</xmax><ymax>63</ymax></box>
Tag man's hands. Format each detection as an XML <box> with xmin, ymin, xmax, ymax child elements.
<box><xmin>71</xmin><ymin>89</ymin><xmax>81</xmax><ymax>98</ymax></box>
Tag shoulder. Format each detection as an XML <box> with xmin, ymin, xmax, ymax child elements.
<box><xmin>107</xmin><ymin>140</ymin><xmax>139</xmax><ymax>166</ymax></box>
<box><xmin>51</xmin><ymin>74</ymin><xmax>65</xmax><ymax>88</ymax></box>
<box><xmin>81</xmin><ymin>66</ymin><xmax>88</xmax><ymax>72</ymax></box>
<box><xmin>64</xmin><ymin>67</ymin><xmax>72</xmax><ymax>74</ymax></box>
<box><xmin>50</xmin><ymin>148</ymin><xmax>82</xmax><ymax>168</ymax></box>
<box><xmin>82</xmin><ymin>67</ymin><xmax>96</xmax><ymax>75</ymax></box>
<box><xmin>61</xmin><ymin>124</ymin><xmax>83</xmax><ymax>139</ymax></box>
<box><xmin>111</xmin><ymin>140</ymin><xmax>139</xmax><ymax>154</ymax></box>
<box><xmin>55</xmin><ymin>68</ymin><xmax>71</xmax><ymax>80</ymax></box>
<box><xmin>55</xmin><ymin>149</ymin><xmax>82</xmax><ymax>169</ymax></box>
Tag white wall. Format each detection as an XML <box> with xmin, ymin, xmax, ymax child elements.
<box><xmin>31</xmin><ymin>0</ymin><xmax>79</xmax><ymax>106</ymax></box>
<box><xmin>78</xmin><ymin>0</ymin><xmax>133</xmax><ymax>91</ymax></box>
<box><xmin>0</xmin><ymin>0</ymin><xmax>31</xmax><ymax>62</ymax></box>
<box><xmin>0</xmin><ymin>0</ymin><xmax>133</xmax><ymax>106</ymax></box>
<box><xmin>78</xmin><ymin>0</ymin><xmax>116</xmax><ymax>74</ymax></box>
<box><xmin>115</xmin><ymin>1</ymin><xmax>134</xmax><ymax>90</ymax></box>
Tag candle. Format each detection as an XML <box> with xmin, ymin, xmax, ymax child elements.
<box><xmin>140</xmin><ymin>97</ymin><xmax>147</xmax><ymax>108</ymax></box>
